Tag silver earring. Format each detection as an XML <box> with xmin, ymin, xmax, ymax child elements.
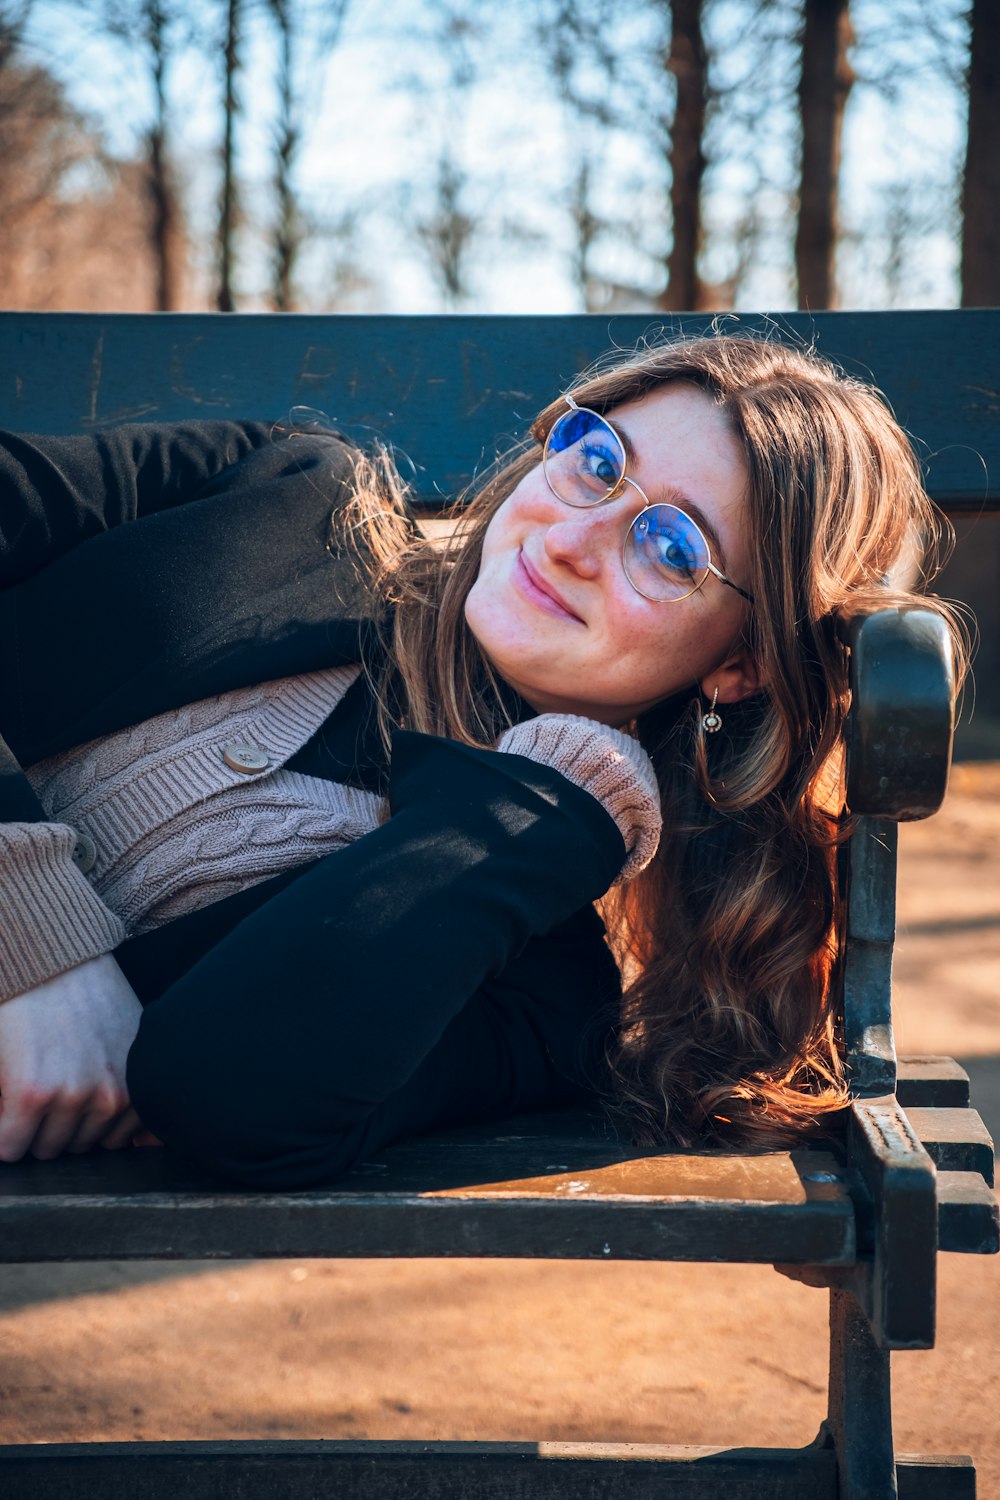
<box><xmin>702</xmin><ymin>687</ymin><xmax>722</xmax><ymax>734</ymax></box>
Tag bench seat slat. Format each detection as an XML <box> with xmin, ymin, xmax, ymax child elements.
<box><xmin>904</xmin><ymin>1107</ymin><xmax>996</xmax><ymax>1187</ymax></box>
<box><xmin>0</xmin><ymin>1440</ymin><xmax>977</xmax><ymax>1500</ymax></box>
<box><xmin>0</xmin><ymin>1113</ymin><xmax>856</xmax><ymax>1265</ymax></box>
<box><xmin>0</xmin><ymin>1438</ymin><xmax>842</xmax><ymax>1500</ymax></box>
<box><xmin>895</xmin><ymin>1056</ymin><xmax>971</xmax><ymax>1109</ymax></box>
<box><xmin>936</xmin><ymin>1171</ymin><xmax>1000</xmax><ymax>1254</ymax></box>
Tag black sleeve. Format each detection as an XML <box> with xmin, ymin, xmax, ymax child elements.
<box><xmin>0</xmin><ymin>425</ymin><xmax>368</xmax><ymax>803</ymax></box>
<box><xmin>0</xmin><ymin>421</ymin><xmax>274</xmax><ymax>585</ymax></box>
<box><xmin>0</xmin><ymin>421</ymin><xmax>274</xmax><ymax>824</ymax></box>
<box><xmin>126</xmin><ymin>731</ymin><xmax>626</xmax><ymax>1188</ymax></box>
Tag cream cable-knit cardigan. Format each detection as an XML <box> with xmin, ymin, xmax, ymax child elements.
<box><xmin>0</xmin><ymin>666</ymin><xmax>662</xmax><ymax>1002</ymax></box>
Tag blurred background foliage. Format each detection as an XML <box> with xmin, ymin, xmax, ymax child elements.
<box><xmin>0</xmin><ymin>0</ymin><xmax>996</xmax><ymax>315</ymax></box>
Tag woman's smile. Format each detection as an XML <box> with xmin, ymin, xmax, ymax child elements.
<box><xmin>514</xmin><ymin>548</ymin><xmax>585</xmax><ymax>624</ymax></box>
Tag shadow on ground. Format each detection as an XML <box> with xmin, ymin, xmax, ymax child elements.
<box><xmin>0</xmin><ymin>1260</ymin><xmax>250</xmax><ymax>1314</ymax></box>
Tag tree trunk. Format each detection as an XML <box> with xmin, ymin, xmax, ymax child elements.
<box><xmin>217</xmin><ymin>0</ymin><xmax>239</xmax><ymax>312</ymax></box>
<box><xmin>795</xmin><ymin>0</ymin><xmax>854</xmax><ymax>310</ymax></box>
<box><xmin>271</xmin><ymin>0</ymin><xmax>297</xmax><ymax>311</ymax></box>
<box><xmin>147</xmin><ymin>124</ymin><xmax>179</xmax><ymax>310</ymax></box>
<box><xmin>0</xmin><ymin>7</ymin><xmax>30</xmax><ymax>70</ymax></box>
<box><xmin>659</xmin><ymin>0</ymin><xmax>707</xmax><ymax>312</ymax></box>
<box><xmin>146</xmin><ymin>1</ymin><xmax>179</xmax><ymax>311</ymax></box>
<box><xmin>571</xmin><ymin>157</ymin><xmax>602</xmax><ymax>310</ymax></box>
<box><xmin>961</xmin><ymin>0</ymin><xmax>1000</xmax><ymax>306</ymax></box>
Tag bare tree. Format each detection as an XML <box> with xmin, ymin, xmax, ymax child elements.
<box><xmin>408</xmin><ymin>0</ymin><xmax>481</xmax><ymax>306</ymax></box>
<box><xmin>265</xmin><ymin>0</ymin><xmax>349</xmax><ymax>312</ymax></box>
<box><xmin>0</xmin><ymin>52</ymin><xmax>159</xmax><ymax>310</ymax></box>
<box><xmin>569</xmin><ymin>158</ymin><xmax>605</xmax><ymax>312</ymax></box>
<box><xmin>415</xmin><ymin>152</ymin><xmax>475</xmax><ymax>305</ymax></box>
<box><xmin>217</xmin><ymin>0</ymin><xmax>240</xmax><ymax>311</ymax></box>
<box><xmin>0</xmin><ymin>59</ymin><xmax>90</xmax><ymax>302</ymax></box>
<box><xmin>795</xmin><ymin>0</ymin><xmax>854</xmax><ymax>309</ymax></box>
<box><xmin>537</xmin><ymin>0</ymin><xmax>716</xmax><ymax>311</ymax></box>
<box><xmin>537</xmin><ymin>0</ymin><xmax>617</xmax><ymax>306</ymax></box>
<box><xmin>268</xmin><ymin>0</ymin><xmax>296</xmax><ymax>311</ymax></box>
<box><xmin>310</xmin><ymin>204</ymin><xmax>382</xmax><ymax>311</ymax></box>
<box><xmin>960</xmin><ymin>0</ymin><xmax>1000</xmax><ymax>307</ymax></box>
<box><xmin>659</xmin><ymin>0</ymin><xmax>707</xmax><ymax>311</ymax></box>
<box><xmin>0</xmin><ymin>0</ymin><xmax>33</xmax><ymax>64</ymax></box>
<box><xmin>144</xmin><ymin>0</ymin><xmax>180</xmax><ymax>310</ymax></box>
<box><xmin>96</xmin><ymin>0</ymin><xmax>185</xmax><ymax>309</ymax></box>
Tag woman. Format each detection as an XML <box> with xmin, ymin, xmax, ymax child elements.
<box><xmin>0</xmin><ymin>331</ymin><xmax>963</xmax><ymax>1185</ymax></box>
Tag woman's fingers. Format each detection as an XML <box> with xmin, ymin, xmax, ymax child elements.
<box><xmin>0</xmin><ymin>955</ymin><xmax>144</xmax><ymax>1162</ymax></box>
<box><xmin>62</xmin><ymin>1098</ymin><xmax>136</xmax><ymax>1155</ymax></box>
<box><xmin>0</xmin><ymin>1097</ymin><xmax>145</xmax><ymax>1160</ymax></box>
<box><xmin>96</xmin><ymin>1108</ymin><xmax>143</xmax><ymax>1152</ymax></box>
<box><xmin>0</xmin><ymin>1090</ymin><xmax>49</xmax><ymax>1162</ymax></box>
<box><xmin>0</xmin><ymin>1094</ymin><xmax>142</xmax><ymax>1160</ymax></box>
<box><xmin>25</xmin><ymin>1092</ymin><xmax>96</xmax><ymax>1161</ymax></box>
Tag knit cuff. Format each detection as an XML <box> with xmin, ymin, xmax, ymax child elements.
<box><xmin>0</xmin><ymin>822</ymin><xmax>127</xmax><ymax>1002</ymax></box>
<box><xmin>496</xmin><ymin>716</ymin><xmax>662</xmax><ymax>883</ymax></box>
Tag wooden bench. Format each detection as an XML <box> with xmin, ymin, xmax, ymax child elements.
<box><xmin>0</xmin><ymin>310</ymin><xmax>997</xmax><ymax>1500</ymax></box>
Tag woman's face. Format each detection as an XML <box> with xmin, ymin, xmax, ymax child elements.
<box><xmin>465</xmin><ymin>383</ymin><xmax>757</xmax><ymax>726</ymax></box>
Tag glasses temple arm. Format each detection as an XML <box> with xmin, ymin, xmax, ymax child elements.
<box><xmin>707</xmin><ymin>560</ymin><xmax>755</xmax><ymax>605</ymax></box>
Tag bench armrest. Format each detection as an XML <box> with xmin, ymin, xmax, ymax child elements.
<box><xmin>839</xmin><ymin>606</ymin><xmax>955</xmax><ymax>821</ymax></box>
<box><xmin>838</xmin><ymin>606</ymin><xmax>956</xmax><ymax>1095</ymax></box>
<box><xmin>846</xmin><ymin>1095</ymin><xmax>938</xmax><ymax>1348</ymax></box>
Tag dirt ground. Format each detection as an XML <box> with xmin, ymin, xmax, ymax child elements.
<box><xmin>1</xmin><ymin>764</ymin><xmax>998</xmax><ymax>1489</ymax></box>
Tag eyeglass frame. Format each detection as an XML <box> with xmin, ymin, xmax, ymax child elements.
<box><xmin>542</xmin><ymin>396</ymin><xmax>756</xmax><ymax>606</ymax></box>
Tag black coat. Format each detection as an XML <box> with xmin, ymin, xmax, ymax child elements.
<box><xmin>0</xmin><ymin>422</ymin><xmax>380</xmax><ymax>785</ymax></box>
<box><xmin>0</xmin><ymin>423</ymin><xmax>626</xmax><ymax>1187</ymax></box>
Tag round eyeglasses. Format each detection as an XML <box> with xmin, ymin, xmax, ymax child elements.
<box><xmin>542</xmin><ymin>396</ymin><xmax>755</xmax><ymax>605</ymax></box>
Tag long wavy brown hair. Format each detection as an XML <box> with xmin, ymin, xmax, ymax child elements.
<box><xmin>330</xmin><ymin>330</ymin><xmax>967</xmax><ymax>1149</ymax></box>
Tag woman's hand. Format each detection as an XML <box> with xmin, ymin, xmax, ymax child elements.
<box><xmin>0</xmin><ymin>954</ymin><xmax>143</xmax><ymax>1161</ymax></box>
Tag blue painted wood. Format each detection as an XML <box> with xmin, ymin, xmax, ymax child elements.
<box><xmin>0</xmin><ymin>311</ymin><xmax>996</xmax><ymax>509</ymax></box>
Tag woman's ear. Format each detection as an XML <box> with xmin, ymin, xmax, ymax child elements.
<box><xmin>700</xmin><ymin>649</ymin><xmax>763</xmax><ymax>706</ymax></box>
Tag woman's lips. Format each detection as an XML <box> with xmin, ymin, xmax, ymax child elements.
<box><xmin>515</xmin><ymin>550</ymin><xmax>584</xmax><ymax>623</ymax></box>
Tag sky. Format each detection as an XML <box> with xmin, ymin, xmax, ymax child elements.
<box><xmin>21</xmin><ymin>0</ymin><xmax>971</xmax><ymax>313</ymax></box>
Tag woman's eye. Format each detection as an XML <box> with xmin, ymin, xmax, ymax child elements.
<box><xmin>637</xmin><ymin>516</ymin><xmax>697</xmax><ymax>577</ymax></box>
<box><xmin>665</xmin><ymin>545</ymin><xmax>695</xmax><ymax>576</ymax></box>
<box><xmin>579</xmin><ymin>443</ymin><xmax>620</xmax><ymax>486</ymax></box>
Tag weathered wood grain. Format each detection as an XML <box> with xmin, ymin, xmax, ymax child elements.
<box><xmin>0</xmin><ymin>1438</ymin><xmax>976</xmax><ymax>1499</ymax></box>
<box><xmin>0</xmin><ymin>311</ymin><xmax>996</xmax><ymax>511</ymax></box>
<box><xmin>0</xmin><ymin>1112</ymin><xmax>855</xmax><ymax>1265</ymax></box>
<box><xmin>895</xmin><ymin>1057</ymin><xmax>971</xmax><ymax>1109</ymax></box>
<box><xmin>936</xmin><ymin>1171</ymin><xmax>1000</xmax><ymax>1254</ymax></box>
<box><xmin>905</xmin><ymin>1107</ymin><xmax>995</xmax><ymax>1186</ymax></box>
<box><xmin>0</xmin><ymin>1437</ymin><xmax>843</xmax><ymax>1500</ymax></box>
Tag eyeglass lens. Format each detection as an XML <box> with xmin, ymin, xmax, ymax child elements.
<box><xmin>543</xmin><ymin>407</ymin><xmax>712</xmax><ymax>601</ymax></box>
<box><xmin>544</xmin><ymin>407</ymin><xmax>625</xmax><ymax>505</ymax></box>
<box><xmin>626</xmin><ymin>505</ymin><xmax>711</xmax><ymax>601</ymax></box>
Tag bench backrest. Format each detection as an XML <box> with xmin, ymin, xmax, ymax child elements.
<box><xmin>0</xmin><ymin>311</ymin><xmax>996</xmax><ymax>513</ymax></box>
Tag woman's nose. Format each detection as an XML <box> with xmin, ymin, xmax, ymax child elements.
<box><xmin>543</xmin><ymin>505</ymin><xmax>624</xmax><ymax>578</ymax></box>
